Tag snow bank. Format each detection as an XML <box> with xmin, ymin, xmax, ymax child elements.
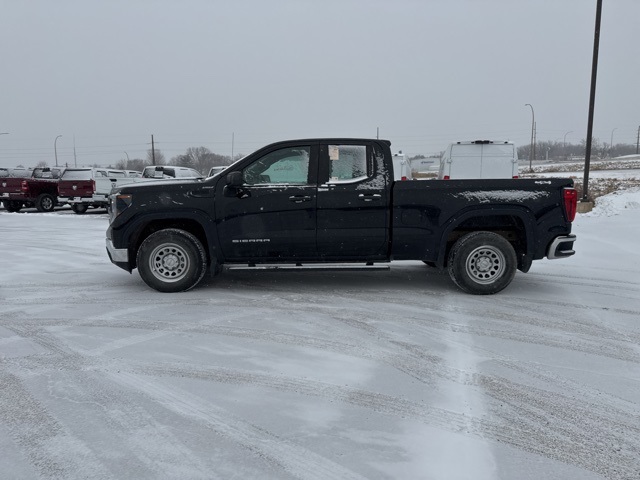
<box><xmin>583</xmin><ymin>187</ymin><xmax>640</xmax><ymax>217</ymax></box>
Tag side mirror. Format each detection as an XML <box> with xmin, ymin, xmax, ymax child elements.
<box><xmin>226</xmin><ymin>171</ymin><xmax>243</xmax><ymax>187</ymax></box>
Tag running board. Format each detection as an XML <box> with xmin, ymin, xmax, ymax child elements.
<box><xmin>228</xmin><ymin>263</ymin><xmax>390</xmax><ymax>272</ymax></box>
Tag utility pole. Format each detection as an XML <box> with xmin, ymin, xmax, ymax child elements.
<box><xmin>582</xmin><ymin>0</ymin><xmax>603</xmax><ymax>203</ymax></box>
<box><xmin>151</xmin><ymin>135</ymin><xmax>156</xmax><ymax>165</ymax></box>
<box><xmin>525</xmin><ymin>104</ymin><xmax>535</xmax><ymax>171</ymax></box>
<box><xmin>231</xmin><ymin>132</ymin><xmax>234</xmax><ymax>163</ymax></box>
<box><xmin>637</xmin><ymin>125</ymin><xmax>639</xmax><ymax>154</ymax></box>
<box><xmin>73</xmin><ymin>135</ymin><xmax>77</xmax><ymax>167</ymax></box>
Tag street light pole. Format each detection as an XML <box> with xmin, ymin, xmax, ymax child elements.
<box><xmin>582</xmin><ymin>0</ymin><xmax>603</xmax><ymax>203</ymax></box>
<box><xmin>609</xmin><ymin>128</ymin><xmax>617</xmax><ymax>157</ymax></box>
<box><xmin>525</xmin><ymin>104</ymin><xmax>535</xmax><ymax>171</ymax></box>
<box><xmin>54</xmin><ymin>135</ymin><xmax>62</xmax><ymax>167</ymax></box>
<box><xmin>563</xmin><ymin>131</ymin><xmax>573</xmax><ymax>148</ymax></box>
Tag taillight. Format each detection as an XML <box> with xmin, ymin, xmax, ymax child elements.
<box><xmin>563</xmin><ymin>188</ymin><xmax>577</xmax><ymax>222</ymax></box>
<box><xmin>512</xmin><ymin>175</ymin><xmax>519</xmax><ymax>179</ymax></box>
<box><xmin>92</xmin><ymin>179</ymin><xmax>96</xmax><ymax>192</ymax></box>
<box><xmin>20</xmin><ymin>180</ymin><xmax>28</xmax><ymax>192</ymax></box>
<box><xmin>443</xmin><ymin>175</ymin><xmax>450</xmax><ymax>180</ymax></box>
<box><xmin>401</xmin><ymin>176</ymin><xmax>407</xmax><ymax>181</ymax></box>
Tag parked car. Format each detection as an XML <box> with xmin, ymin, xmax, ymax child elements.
<box><xmin>438</xmin><ymin>140</ymin><xmax>519</xmax><ymax>180</ymax></box>
<box><xmin>141</xmin><ymin>166</ymin><xmax>202</xmax><ymax>179</ymax></box>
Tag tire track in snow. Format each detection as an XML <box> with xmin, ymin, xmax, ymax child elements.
<box><xmin>109</xmin><ymin>371</ymin><xmax>370</xmax><ymax>480</ymax></box>
<box><xmin>479</xmin><ymin>375</ymin><xmax>640</xmax><ymax>480</ymax></box>
<box><xmin>0</xmin><ymin>372</ymin><xmax>112</xmax><ymax>479</ymax></box>
<box><xmin>6</xmin><ymin>305</ymin><xmax>637</xmax><ymax>479</ymax></box>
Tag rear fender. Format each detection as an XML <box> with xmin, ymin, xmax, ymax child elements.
<box><xmin>436</xmin><ymin>206</ymin><xmax>535</xmax><ymax>269</ymax></box>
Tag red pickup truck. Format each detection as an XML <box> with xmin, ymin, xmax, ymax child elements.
<box><xmin>3</xmin><ymin>167</ymin><xmax>64</xmax><ymax>212</ymax></box>
<box><xmin>1</xmin><ymin>168</ymin><xmax>33</xmax><ymax>212</ymax></box>
<box><xmin>58</xmin><ymin>168</ymin><xmax>141</xmax><ymax>213</ymax></box>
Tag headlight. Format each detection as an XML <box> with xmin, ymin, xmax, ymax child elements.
<box><xmin>110</xmin><ymin>193</ymin><xmax>132</xmax><ymax>222</ymax></box>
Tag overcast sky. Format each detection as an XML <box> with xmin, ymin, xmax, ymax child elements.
<box><xmin>1</xmin><ymin>0</ymin><xmax>638</xmax><ymax>169</ymax></box>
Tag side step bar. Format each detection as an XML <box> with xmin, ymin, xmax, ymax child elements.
<box><xmin>228</xmin><ymin>263</ymin><xmax>390</xmax><ymax>272</ymax></box>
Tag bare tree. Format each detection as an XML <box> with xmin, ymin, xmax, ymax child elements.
<box><xmin>170</xmin><ymin>146</ymin><xmax>233</xmax><ymax>175</ymax></box>
<box><xmin>146</xmin><ymin>148</ymin><xmax>166</xmax><ymax>166</ymax></box>
<box><xmin>116</xmin><ymin>158</ymin><xmax>147</xmax><ymax>172</ymax></box>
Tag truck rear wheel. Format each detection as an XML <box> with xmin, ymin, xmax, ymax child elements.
<box><xmin>3</xmin><ymin>200</ymin><xmax>23</xmax><ymax>212</ymax></box>
<box><xmin>448</xmin><ymin>231</ymin><xmax>517</xmax><ymax>295</ymax></box>
<box><xmin>71</xmin><ymin>204</ymin><xmax>89</xmax><ymax>214</ymax></box>
<box><xmin>136</xmin><ymin>228</ymin><xmax>208</xmax><ymax>293</ymax></box>
<box><xmin>36</xmin><ymin>193</ymin><xmax>55</xmax><ymax>212</ymax></box>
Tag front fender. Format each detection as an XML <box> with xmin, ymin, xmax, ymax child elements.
<box><xmin>113</xmin><ymin>209</ymin><xmax>218</xmax><ymax>268</ymax></box>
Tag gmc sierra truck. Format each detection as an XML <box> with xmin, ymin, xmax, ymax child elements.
<box><xmin>106</xmin><ymin>138</ymin><xmax>577</xmax><ymax>295</ymax></box>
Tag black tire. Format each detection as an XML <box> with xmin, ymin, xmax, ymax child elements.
<box><xmin>35</xmin><ymin>193</ymin><xmax>55</xmax><ymax>212</ymax></box>
<box><xmin>448</xmin><ymin>231</ymin><xmax>517</xmax><ymax>295</ymax></box>
<box><xmin>3</xmin><ymin>200</ymin><xmax>23</xmax><ymax>213</ymax></box>
<box><xmin>71</xmin><ymin>204</ymin><xmax>89</xmax><ymax>214</ymax></box>
<box><xmin>136</xmin><ymin>228</ymin><xmax>208</xmax><ymax>293</ymax></box>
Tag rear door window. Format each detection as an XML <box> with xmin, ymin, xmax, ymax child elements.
<box><xmin>328</xmin><ymin>145</ymin><xmax>369</xmax><ymax>183</ymax></box>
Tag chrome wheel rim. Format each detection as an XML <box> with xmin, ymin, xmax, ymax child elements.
<box><xmin>149</xmin><ymin>242</ymin><xmax>190</xmax><ymax>282</ymax></box>
<box><xmin>465</xmin><ymin>245</ymin><xmax>506</xmax><ymax>284</ymax></box>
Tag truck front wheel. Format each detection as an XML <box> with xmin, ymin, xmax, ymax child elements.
<box><xmin>136</xmin><ymin>228</ymin><xmax>208</xmax><ymax>293</ymax></box>
<box><xmin>448</xmin><ymin>232</ymin><xmax>517</xmax><ymax>295</ymax></box>
<box><xmin>36</xmin><ymin>193</ymin><xmax>55</xmax><ymax>212</ymax></box>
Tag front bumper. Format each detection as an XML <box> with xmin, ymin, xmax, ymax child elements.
<box><xmin>106</xmin><ymin>238</ymin><xmax>130</xmax><ymax>271</ymax></box>
<box><xmin>547</xmin><ymin>234</ymin><xmax>576</xmax><ymax>259</ymax></box>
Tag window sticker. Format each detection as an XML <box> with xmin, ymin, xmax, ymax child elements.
<box><xmin>329</xmin><ymin>145</ymin><xmax>340</xmax><ymax>161</ymax></box>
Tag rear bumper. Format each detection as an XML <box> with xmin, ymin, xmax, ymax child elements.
<box><xmin>59</xmin><ymin>194</ymin><xmax>109</xmax><ymax>205</ymax></box>
<box><xmin>547</xmin><ymin>234</ymin><xmax>576</xmax><ymax>259</ymax></box>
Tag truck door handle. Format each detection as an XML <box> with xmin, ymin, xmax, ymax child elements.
<box><xmin>289</xmin><ymin>195</ymin><xmax>312</xmax><ymax>203</ymax></box>
<box><xmin>358</xmin><ymin>193</ymin><xmax>382</xmax><ymax>202</ymax></box>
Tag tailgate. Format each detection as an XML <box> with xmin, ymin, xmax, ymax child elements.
<box><xmin>58</xmin><ymin>180</ymin><xmax>94</xmax><ymax>197</ymax></box>
<box><xmin>0</xmin><ymin>178</ymin><xmax>23</xmax><ymax>195</ymax></box>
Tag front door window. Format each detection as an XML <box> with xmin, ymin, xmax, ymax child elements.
<box><xmin>243</xmin><ymin>147</ymin><xmax>311</xmax><ymax>185</ymax></box>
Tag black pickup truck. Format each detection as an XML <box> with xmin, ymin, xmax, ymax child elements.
<box><xmin>106</xmin><ymin>138</ymin><xmax>577</xmax><ymax>294</ymax></box>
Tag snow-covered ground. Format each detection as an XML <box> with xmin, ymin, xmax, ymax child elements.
<box><xmin>1</xmin><ymin>188</ymin><xmax>639</xmax><ymax>480</ymax></box>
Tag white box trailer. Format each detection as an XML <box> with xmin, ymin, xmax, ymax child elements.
<box><xmin>438</xmin><ymin>140</ymin><xmax>518</xmax><ymax>180</ymax></box>
<box><xmin>392</xmin><ymin>152</ymin><xmax>412</xmax><ymax>181</ymax></box>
